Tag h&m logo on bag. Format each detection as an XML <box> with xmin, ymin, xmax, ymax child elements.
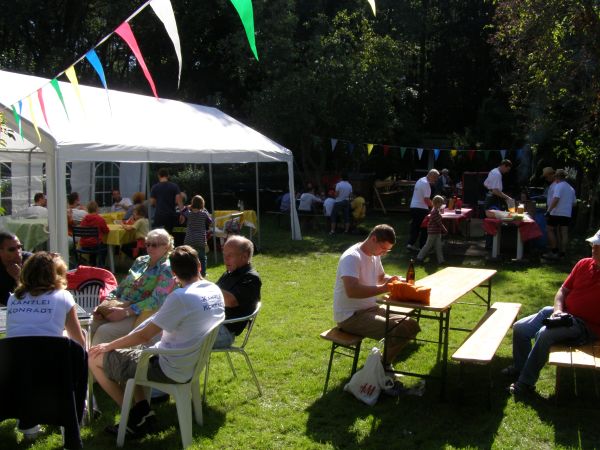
<box><xmin>359</xmin><ymin>383</ymin><xmax>376</xmax><ymax>396</ymax></box>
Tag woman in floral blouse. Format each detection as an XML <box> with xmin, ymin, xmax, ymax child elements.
<box><xmin>90</xmin><ymin>228</ymin><xmax>177</xmax><ymax>345</ymax></box>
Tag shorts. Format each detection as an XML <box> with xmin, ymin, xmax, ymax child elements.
<box><xmin>546</xmin><ymin>215</ymin><xmax>571</xmax><ymax>227</ymax></box>
<box><xmin>332</xmin><ymin>200</ymin><xmax>351</xmax><ymax>223</ymax></box>
<box><xmin>104</xmin><ymin>347</ymin><xmax>177</xmax><ymax>384</ymax></box>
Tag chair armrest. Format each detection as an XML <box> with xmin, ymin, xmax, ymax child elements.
<box><xmin>223</xmin><ymin>302</ymin><xmax>261</xmax><ymax>324</ymax></box>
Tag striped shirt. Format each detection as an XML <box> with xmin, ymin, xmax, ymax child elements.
<box><xmin>184</xmin><ymin>209</ymin><xmax>213</xmax><ymax>248</ymax></box>
<box><xmin>427</xmin><ymin>208</ymin><xmax>446</xmax><ymax>234</ymax></box>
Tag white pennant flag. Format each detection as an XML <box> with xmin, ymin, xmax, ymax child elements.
<box><xmin>331</xmin><ymin>138</ymin><xmax>338</xmax><ymax>152</ymax></box>
<box><xmin>500</xmin><ymin>149</ymin><xmax>507</xmax><ymax>159</ymax></box>
<box><xmin>367</xmin><ymin>0</ymin><xmax>376</xmax><ymax>16</ymax></box>
<box><xmin>417</xmin><ymin>147</ymin><xmax>424</xmax><ymax>160</ymax></box>
<box><xmin>151</xmin><ymin>0</ymin><xmax>182</xmax><ymax>87</ymax></box>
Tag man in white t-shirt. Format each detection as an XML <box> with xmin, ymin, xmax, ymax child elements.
<box><xmin>407</xmin><ymin>169</ymin><xmax>439</xmax><ymax>251</ymax></box>
<box><xmin>330</xmin><ymin>174</ymin><xmax>353</xmax><ymax>235</ymax></box>
<box><xmin>111</xmin><ymin>189</ymin><xmax>133</xmax><ymax>213</ymax></box>
<box><xmin>14</xmin><ymin>192</ymin><xmax>48</xmax><ymax>219</ymax></box>
<box><xmin>483</xmin><ymin>159</ymin><xmax>513</xmax><ymax>209</ymax></box>
<box><xmin>543</xmin><ymin>169</ymin><xmax>576</xmax><ymax>260</ymax></box>
<box><xmin>334</xmin><ymin>224</ymin><xmax>420</xmax><ymax>367</ymax></box>
<box><xmin>89</xmin><ymin>245</ymin><xmax>224</xmax><ymax>438</ymax></box>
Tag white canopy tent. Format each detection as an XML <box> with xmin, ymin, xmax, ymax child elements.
<box><xmin>0</xmin><ymin>69</ymin><xmax>301</xmax><ymax>258</ymax></box>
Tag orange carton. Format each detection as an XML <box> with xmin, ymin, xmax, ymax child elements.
<box><xmin>387</xmin><ymin>280</ymin><xmax>431</xmax><ymax>305</ymax></box>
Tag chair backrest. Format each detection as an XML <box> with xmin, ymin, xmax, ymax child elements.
<box><xmin>72</xmin><ymin>226</ymin><xmax>100</xmax><ymax>239</ymax></box>
<box><xmin>191</xmin><ymin>320</ymin><xmax>223</xmax><ymax>380</ymax></box>
<box><xmin>68</xmin><ymin>283</ymin><xmax>102</xmax><ymax>313</ymax></box>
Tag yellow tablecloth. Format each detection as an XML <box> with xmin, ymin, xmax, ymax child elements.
<box><xmin>99</xmin><ymin>211</ymin><xmax>126</xmax><ymax>224</ymax></box>
<box><xmin>214</xmin><ymin>210</ymin><xmax>258</xmax><ymax>234</ymax></box>
<box><xmin>1</xmin><ymin>218</ymin><xmax>48</xmax><ymax>251</ymax></box>
<box><xmin>104</xmin><ymin>224</ymin><xmax>137</xmax><ymax>246</ymax></box>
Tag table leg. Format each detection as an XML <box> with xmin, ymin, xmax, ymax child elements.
<box><xmin>107</xmin><ymin>245</ymin><xmax>115</xmax><ymax>273</ymax></box>
<box><xmin>492</xmin><ymin>228</ymin><xmax>501</xmax><ymax>258</ymax></box>
<box><xmin>383</xmin><ymin>305</ymin><xmax>390</xmax><ymax>364</ymax></box>
<box><xmin>516</xmin><ymin>229</ymin><xmax>523</xmax><ymax>260</ymax></box>
<box><xmin>440</xmin><ymin>309</ymin><xmax>451</xmax><ymax>400</ymax></box>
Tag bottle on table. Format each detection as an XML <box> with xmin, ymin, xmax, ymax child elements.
<box><xmin>406</xmin><ymin>259</ymin><xmax>415</xmax><ymax>285</ymax></box>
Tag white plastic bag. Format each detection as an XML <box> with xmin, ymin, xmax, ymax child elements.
<box><xmin>344</xmin><ymin>347</ymin><xmax>391</xmax><ymax>406</ymax></box>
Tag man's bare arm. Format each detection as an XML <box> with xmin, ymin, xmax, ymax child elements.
<box><xmin>342</xmin><ymin>275</ymin><xmax>397</xmax><ymax>299</ymax></box>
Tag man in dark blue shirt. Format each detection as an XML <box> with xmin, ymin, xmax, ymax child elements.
<box><xmin>150</xmin><ymin>168</ymin><xmax>183</xmax><ymax>233</ymax></box>
<box><xmin>0</xmin><ymin>231</ymin><xmax>32</xmax><ymax>306</ymax></box>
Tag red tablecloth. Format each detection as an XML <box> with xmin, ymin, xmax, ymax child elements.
<box><xmin>482</xmin><ymin>218</ymin><xmax>542</xmax><ymax>242</ymax></box>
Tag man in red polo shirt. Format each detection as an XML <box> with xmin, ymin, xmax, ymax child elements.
<box><xmin>505</xmin><ymin>229</ymin><xmax>600</xmax><ymax>395</ymax></box>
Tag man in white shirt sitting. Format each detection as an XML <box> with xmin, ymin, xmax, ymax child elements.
<box><xmin>14</xmin><ymin>193</ymin><xmax>48</xmax><ymax>219</ymax></box>
<box><xmin>111</xmin><ymin>189</ymin><xmax>133</xmax><ymax>213</ymax></box>
<box><xmin>88</xmin><ymin>245</ymin><xmax>225</xmax><ymax>438</ymax></box>
<box><xmin>543</xmin><ymin>169</ymin><xmax>576</xmax><ymax>260</ymax></box>
<box><xmin>483</xmin><ymin>159</ymin><xmax>513</xmax><ymax>209</ymax></box>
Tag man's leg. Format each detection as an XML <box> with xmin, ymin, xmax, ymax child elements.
<box><xmin>89</xmin><ymin>351</ymin><xmax>145</xmax><ymax>407</ymax></box>
<box><xmin>518</xmin><ymin>318</ymin><xmax>587</xmax><ymax>387</ymax></box>
<box><xmin>558</xmin><ymin>225</ymin><xmax>569</xmax><ymax>255</ymax></box>
<box><xmin>545</xmin><ymin>223</ymin><xmax>558</xmax><ymax>256</ymax></box>
<box><xmin>342</xmin><ymin>201</ymin><xmax>351</xmax><ymax>233</ymax></box>
<box><xmin>512</xmin><ymin>306</ymin><xmax>554</xmax><ymax>372</ymax></box>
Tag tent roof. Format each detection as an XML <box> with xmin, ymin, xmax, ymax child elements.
<box><xmin>0</xmin><ymin>69</ymin><xmax>292</xmax><ymax>164</ymax></box>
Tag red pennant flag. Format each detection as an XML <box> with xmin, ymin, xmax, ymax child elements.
<box><xmin>468</xmin><ymin>150</ymin><xmax>476</xmax><ymax>160</ymax></box>
<box><xmin>115</xmin><ymin>22</ymin><xmax>158</xmax><ymax>98</ymax></box>
<box><xmin>37</xmin><ymin>88</ymin><xmax>50</xmax><ymax>129</ymax></box>
<box><xmin>383</xmin><ymin>144</ymin><xmax>390</xmax><ymax>157</ymax></box>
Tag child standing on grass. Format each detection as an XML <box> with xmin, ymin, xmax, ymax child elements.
<box><xmin>416</xmin><ymin>195</ymin><xmax>447</xmax><ymax>264</ymax></box>
<box><xmin>182</xmin><ymin>195</ymin><xmax>212</xmax><ymax>276</ymax></box>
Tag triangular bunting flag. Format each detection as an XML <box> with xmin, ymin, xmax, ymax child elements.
<box><xmin>450</xmin><ymin>149</ymin><xmax>458</xmax><ymax>158</ymax></box>
<box><xmin>367</xmin><ymin>0</ymin><xmax>376</xmax><ymax>16</ymax></box>
<box><xmin>17</xmin><ymin>100</ymin><xmax>23</xmax><ymax>140</ymax></box>
<box><xmin>500</xmin><ymin>149</ymin><xmax>507</xmax><ymax>159</ymax></box>
<box><xmin>65</xmin><ymin>66</ymin><xmax>85</xmax><ymax>111</ymax></box>
<box><xmin>37</xmin><ymin>88</ymin><xmax>50</xmax><ymax>129</ymax></box>
<box><xmin>115</xmin><ymin>22</ymin><xmax>159</xmax><ymax>98</ymax></box>
<box><xmin>383</xmin><ymin>144</ymin><xmax>390</xmax><ymax>157</ymax></box>
<box><xmin>27</xmin><ymin>96</ymin><xmax>42</xmax><ymax>143</ymax></box>
<box><xmin>50</xmin><ymin>79</ymin><xmax>69</xmax><ymax>120</ymax></box>
<box><xmin>229</xmin><ymin>0</ymin><xmax>259</xmax><ymax>61</ymax></box>
<box><xmin>150</xmin><ymin>0</ymin><xmax>182</xmax><ymax>87</ymax></box>
<box><xmin>11</xmin><ymin>105</ymin><xmax>22</xmax><ymax>140</ymax></box>
<box><xmin>516</xmin><ymin>148</ymin><xmax>524</xmax><ymax>161</ymax></box>
<box><xmin>85</xmin><ymin>49</ymin><xmax>111</xmax><ymax>111</ymax></box>
<box><xmin>468</xmin><ymin>150</ymin><xmax>475</xmax><ymax>160</ymax></box>
<box><xmin>400</xmin><ymin>147</ymin><xmax>406</xmax><ymax>158</ymax></box>
<box><xmin>484</xmin><ymin>150</ymin><xmax>490</xmax><ymax>161</ymax></box>
<box><xmin>434</xmin><ymin>148</ymin><xmax>440</xmax><ymax>160</ymax></box>
<box><xmin>417</xmin><ymin>147</ymin><xmax>424</xmax><ymax>160</ymax></box>
<box><xmin>348</xmin><ymin>143</ymin><xmax>354</xmax><ymax>154</ymax></box>
<box><xmin>330</xmin><ymin>138</ymin><xmax>338</xmax><ymax>152</ymax></box>
<box><xmin>367</xmin><ymin>143</ymin><xmax>374</xmax><ymax>155</ymax></box>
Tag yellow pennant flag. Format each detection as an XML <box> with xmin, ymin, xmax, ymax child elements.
<box><xmin>65</xmin><ymin>65</ymin><xmax>85</xmax><ymax>111</ymax></box>
<box><xmin>367</xmin><ymin>143</ymin><xmax>374</xmax><ymax>155</ymax></box>
<box><xmin>367</xmin><ymin>0</ymin><xmax>376</xmax><ymax>16</ymax></box>
<box><xmin>450</xmin><ymin>149</ymin><xmax>458</xmax><ymax>157</ymax></box>
<box><xmin>27</xmin><ymin>95</ymin><xmax>42</xmax><ymax>143</ymax></box>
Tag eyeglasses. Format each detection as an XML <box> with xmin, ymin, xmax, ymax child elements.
<box><xmin>1</xmin><ymin>244</ymin><xmax>23</xmax><ymax>252</ymax></box>
<box><xmin>145</xmin><ymin>241</ymin><xmax>164</xmax><ymax>248</ymax></box>
<box><xmin>377</xmin><ymin>242</ymin><xmax>393</xmax><ymax>254</ymax></box>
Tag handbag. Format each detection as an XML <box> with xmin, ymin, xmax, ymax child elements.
<box><xmin>344</xmin><ymin>347</ymin><xmax>394</xmax><ymax>406</ymax></box>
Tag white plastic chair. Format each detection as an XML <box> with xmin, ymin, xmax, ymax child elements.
<box><xmin>116</xmin><ymin>320</ymin><xmax>223</xmax><ymax>448</ymax></box>
<box><xmin>203</xmin><ymin>302</ymin><xmax>262</xmax><ymax>402</ymax></box>
<box><xmin>68</xmin><ymin>283</ymin><xmax>102</xmax><ymax>314</ymax></box>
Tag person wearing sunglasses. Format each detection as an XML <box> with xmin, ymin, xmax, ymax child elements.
<box><xmin>505</xmin><ymin>229</ymin><xmax>600</xmax><ymax>396</ymax></box>
<box><xmin>0</xmin><ymin>231</ymin><xmax>32</xmax><ymax>306</ymax></box>
<box><xmin>90</xmin><ymin>228</ymin><xmax>177</xmax><ymax>346</ymax></box>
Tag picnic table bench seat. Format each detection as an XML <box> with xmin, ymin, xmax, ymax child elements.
<box><xmin>452</xmin><ymin>301</ymin><xmax>521</xmax><ymax>406</ymax></box>
<box><xmin>548</xmin><ymin>341</ymin><xmax>600</xmax><ymax>397</ymax></box>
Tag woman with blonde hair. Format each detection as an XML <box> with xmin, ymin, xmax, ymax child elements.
<box><xmin>91</xmin><ymin>228</ymin><xmax>177</xmax><ymax>345</ymax></box>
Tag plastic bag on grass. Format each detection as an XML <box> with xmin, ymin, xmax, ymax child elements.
<box><xmin>344</xmin><ymin>347</ymin><xmax>394</xmax><ymax>405</ymax></box>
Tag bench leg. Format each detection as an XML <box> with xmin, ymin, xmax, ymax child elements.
<box><xmin>351</xmin><ymin>341</ymin><xmax>362</xmax><ymax>376</ymax></box>
<box><xmin>487</xmin><ymin>365</ymin><xmax>492</xmax><ymax>410</ymax></box>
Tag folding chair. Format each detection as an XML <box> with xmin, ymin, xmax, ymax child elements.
<box><xmin>72</xmin><ymin>226</ymin><xmax>107</xmax><ymax>267</ymax></box>
<box><xmin>117</xmin><ymin>320</ymin><xmax>223</xmax><ymax>448</ymax></box>
<box><xmin>203</xmin><ymin>302</ymin><xmax>262</xmax><ymax>402</ymax></box>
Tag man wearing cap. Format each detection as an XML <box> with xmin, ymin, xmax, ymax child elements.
<box><xmin>543</xmin><ymin>169</ymin><xmax>576</xmax><ymax>260</ymax></box>
<box><xmin>505</xmin><ymin>229</ymin><xmax>600</xmax><ymax>396</ymax></box>
<box><xmin>483</xmin><ymin>159</ymin><xmax>513</xmax><ymax>209</ymax></box>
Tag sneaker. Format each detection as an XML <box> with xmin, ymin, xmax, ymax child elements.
<box><xmin>501</xmin><ymin>365</ymin><xmax>520</xmax><ymax>378</ymax></box>
<box><xmin>19</xmin><ymin>425</ymin><xmax>42</xmax><ymax>441</ymax></box>
<box><xmin>508</xmin><ymin>381</ymin><xmax>535</xmax><ymax>396</ymax></box>
<box><xmin>328</xmin><ymin>231</ymin><xmax>335</xmax><ymax>236</ymax></box>
<box><xmin>104</xmin><ymin>411</ymin><xmax>156</xmax><ymax>439</ymax></box>
<box><xmin>382</xmin><ymin>379</ymin><xmax>406</xmax><ymax>396</ymax></box>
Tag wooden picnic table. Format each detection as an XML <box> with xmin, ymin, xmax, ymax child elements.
<box><xmin>377</xmin><ymin>266</ymin><xmax>496</xmax><ymax>398</ymax></box>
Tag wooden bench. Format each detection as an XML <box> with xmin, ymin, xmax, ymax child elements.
<box><xmin>548</xmin><ymin>341</ymin><xmax>600</xmax><ymax>397</ymax></box>
<box><xmin>452</xmin><ymin>301</ymin><xmax>522</xmax><ymax>405</ymax></box>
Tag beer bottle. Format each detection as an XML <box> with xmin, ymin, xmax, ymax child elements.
<box><xmin>406</xmin><ymin>259</ymin><xmax>415</xmax><ymax>285</ymax></box>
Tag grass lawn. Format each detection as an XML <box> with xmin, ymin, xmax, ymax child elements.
<box><xmin>2</xmin><ymin>212</ymin><xmax>599</xmax><ymax>449</ymax></box>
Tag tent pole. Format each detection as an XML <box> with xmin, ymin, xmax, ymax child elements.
<box><xmin>255</xmin><ymin>162</ymin><xmax>260</xmax><ymax>251</ymax></box>
<box><xmin>209</xmin><ymin>161</ymin><xmax>217</xmax><ymax>264</ymax></box>
<box><xmin>287</xmin><ymin>160</ymin><xmax>302</xmax><ymax>240</ymax></box>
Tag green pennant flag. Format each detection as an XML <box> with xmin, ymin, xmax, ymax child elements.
<box><xmin>230</xmin><ymin>0</ymin><xmax>259</xmax><ymax>60</ymax></box>
<box><xmin>11</xmin><ymin>105</ymin><xmax>22</xmax><ymax>139</ymax></box>
<box><xmin>400</xmin><ymin>146</ymin><xmax>407</xmax><ymax>158</ymax></box>
<box><xmin>50</xmin><ymin>79</ymin><xmax>69</xmax><ymax>120</ymax></box>
<box><xmin>483</xmin><ymin>150</ymin><xmax>490</xmax><ymax>161</ymax></box>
